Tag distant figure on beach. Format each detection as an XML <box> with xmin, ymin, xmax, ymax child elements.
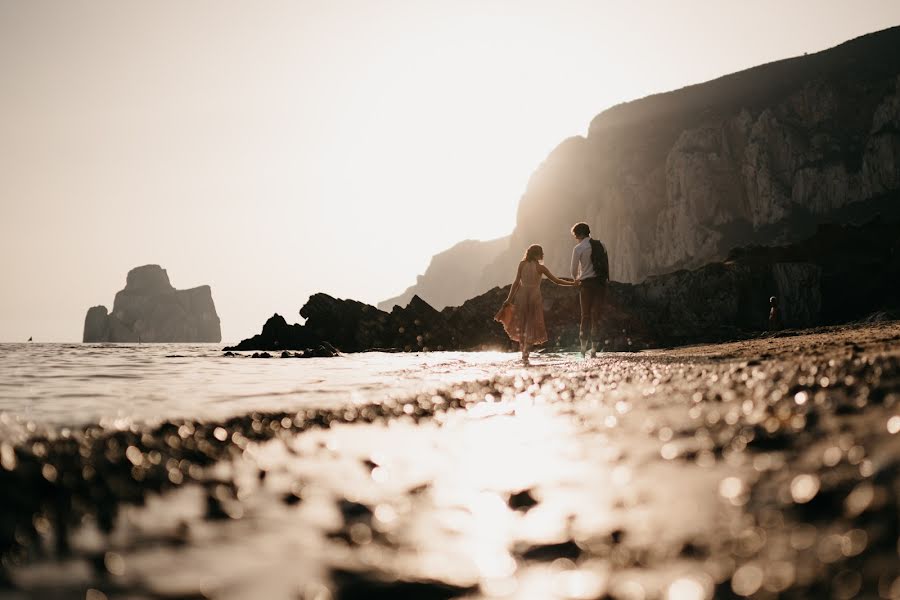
<box><xmin>27</xmin><ymin>336</ymin><xmax>32</xmax><ymax>342</ymax></box>
<box><xmin>768</xmin><ymin>296</ymin><xmax>782</xmax><ymax>331</ymax></box>
<box><xmin>571</xmin><ymin>222</ymin><xmax>610</xmax><ymax>358</ymax></box>
<box><xmin>495</xmin><ymin>244</ymin><xmax>577</xmax><ymax>364</ymax></box>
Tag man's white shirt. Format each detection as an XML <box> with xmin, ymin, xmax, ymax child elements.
<box><xmin>571</xmin><ymin>237</ymin><xmax>596</xmax><ymax>281</ymax></box>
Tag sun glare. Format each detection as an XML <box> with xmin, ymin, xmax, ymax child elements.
<box><xmin>311</xmin><ymin>8</ymin><xmax>604</xmax><ymax>257</ymax></box>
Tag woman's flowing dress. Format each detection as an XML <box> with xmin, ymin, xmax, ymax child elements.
<box><xmin>494</xmin><ymin>261</ymin><xmax>548</xmax><ymax>344</ymax></box>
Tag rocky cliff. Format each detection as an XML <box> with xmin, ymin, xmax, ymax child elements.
<box><xmin>83</xmin><ymin>265</ymin><xmax>221</xmax><ymax>343</ymax></box>
<box><xmin>378</xmin><ymin>237</ymin><xmax>509</xmax><ymax>311</ymax></box>
<box><xmin>227</xmin><ymin>218</ymin><xmax>900</xmax><ymax>353</ymax></box>
<box><xmin>385</xmin><ymin>26</ymin><xmax>900</xmax><ymax>309</ymax></box>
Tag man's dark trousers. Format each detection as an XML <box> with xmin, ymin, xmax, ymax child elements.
<box><xmin>579</xmin><ymin>276</ymin><xmax>606</xmax><ymax>348</ymax></box>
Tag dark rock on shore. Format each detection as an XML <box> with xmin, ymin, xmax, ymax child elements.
<box><xmin>225</xmin><ymin>294</ymin><xmax>457</xmax><ymax>353</ymax></box>
<box><xmin>587</xmin><ymin>214</ymin><xmax>900</xmax><ymax>349</ymax></box>
<box><xmin>224</xmin><ymin>345</ymin><xmax>339</xmax><ymax>359</ymax></box>
<box><xmin>83</xmin><ymin>265</ymin><xmax>221</xmax><ymax>343</ymax></box>
<box><xmin>331</xmin><ymin>569</ymin><xmax>478</xmax><ymax>600</ymax></box>
<box><xmin>228</xmin><ymin>218</ymin><xmax>899</xmax><ymax>353</ymax></box>
<box><xmin>725</xmin><ymin>216</ymin><xmax>900</xmax><ymax>325</ymax></box>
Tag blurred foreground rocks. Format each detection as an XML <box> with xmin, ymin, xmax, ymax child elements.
<box><xmin>83</xmin><ymin>265</ymin><xmax>222</xmax><ymax>343</ymax></box>
<box><xmin>227</xmin><ymin>219</ymin><xmax>899</xmax><ymax>353</ymax></box>
<box><xmin>3</xmin><ymin>322</ymin><xmax>899</xmax><ymax>598</ymax></box>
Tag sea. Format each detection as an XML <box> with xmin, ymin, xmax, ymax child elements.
<box><xmin>0</xmin><ymin>343</ymin><xmax>537</xmax><ymax>433</ymax></box>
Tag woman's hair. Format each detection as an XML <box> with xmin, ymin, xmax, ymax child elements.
<box><xmin>523</xmin><ymin>244</ymin><xmax>544</xmax><ymax>262</ymax></box>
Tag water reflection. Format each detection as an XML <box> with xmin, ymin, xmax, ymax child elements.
<box><xmin>0</xmin><ymin>343</ymin><xmax>518</xmax><ymax>428</ymax></box>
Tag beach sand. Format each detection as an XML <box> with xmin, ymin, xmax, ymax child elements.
<box><xmin>1</xmin><ymin>321</ymin><xmax>898</xmax><ymax>599</ymax></box>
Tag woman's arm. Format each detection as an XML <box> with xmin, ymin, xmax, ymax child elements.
<box><xmin>504</xmin><ymin>262</ymin><xmax>525</xmax><ymax>304</ymax></box>
<box><xmin>539</xmin><ymin>264</ymin><xmax>577</xmax><ymax>286</ymax></box>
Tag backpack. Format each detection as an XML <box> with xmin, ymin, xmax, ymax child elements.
<box><xmin>589</xmin><ymin>239</ymin><xmax>610</xmax><ymax>282</ymax></box>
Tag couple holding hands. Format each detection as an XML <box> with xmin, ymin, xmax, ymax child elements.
<box><xmin>495</xmin><ymin>222</ymin><xmax>609</xmax><ymax>364</ymax></box>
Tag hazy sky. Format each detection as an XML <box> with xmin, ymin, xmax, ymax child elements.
<box><xmin>2</xmin><ymin>1</ymin><xmax>899</xmax><ymax>342</ymax></box>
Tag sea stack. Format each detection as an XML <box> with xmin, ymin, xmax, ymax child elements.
<box><xmin>83</xmin><ymin>265</ymin><xmax>221</xmax><ymax>343</ymax></box>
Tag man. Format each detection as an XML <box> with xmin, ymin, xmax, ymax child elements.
<box><xmin>570</xmin><ymin>222</ymin><xmax>609</xmax><ymax>357</ymax></box>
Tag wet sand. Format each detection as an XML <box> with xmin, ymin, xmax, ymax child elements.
<box><xmin>1</xmin><ymin>322</ymin><xmax>898</xmax><ymax>599</ymax></box>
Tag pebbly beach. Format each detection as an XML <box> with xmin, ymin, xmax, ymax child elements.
<box><xmin>0</xmin><ymin>320</ymin><xmax>897</xmax><ymax>599</ymax></box>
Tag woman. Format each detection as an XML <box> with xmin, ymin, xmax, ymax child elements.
<box><xmin>494</xmin><ymin>244</ymin><xmax>576</xmax><ymax>364</ymax></box>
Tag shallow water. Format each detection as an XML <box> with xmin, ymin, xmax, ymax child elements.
<box><xmin>0</xmin><ymin>343</ymin><xmax>573</xmax><ymax>428</ymax></box>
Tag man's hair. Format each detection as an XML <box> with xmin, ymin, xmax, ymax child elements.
<box><xmin>571</xmin><ymin>222</ymin><xmax>590</xmax><ymax>237</ymax></box>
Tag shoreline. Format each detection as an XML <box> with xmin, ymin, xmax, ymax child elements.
<box><xmin>1</xmin><ymin>321</ymin><xmax>898</xmax><ymax>598</ymax></box>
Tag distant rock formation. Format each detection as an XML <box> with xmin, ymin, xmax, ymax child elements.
<box><xmin>229</xmin><ymin>218</ymin><xmax>900</xmax><ymax>353</ymax></box>
<box><xmin>385</xmin><ymin>26</ymin><xmax>900</xmax><ymax>309</ymax></box>
<box><xmin>83</xmin><ymin>306</ymin><xmax>111</xmax><ymax>342</ymax></box>
<box><xmin>378</xmin><ymin>237</ymin><xmax>510</xmax><ymax>311</ymax></box>
<box><xmin>83</xmin><ymin>265</ymin><xmax>221</xmax><ymax>343</ymax></box>
<box><xmin>226</xmin><ymin>294</ymin><xmax>457</xmax><ymax>353</ymax></box>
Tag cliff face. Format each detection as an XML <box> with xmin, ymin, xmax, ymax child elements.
<box><xmin>378</xmin><ymin>237</ymin><xmax>509</xmax><ymax>311</ymax></box>
<box><xmin>83</xmin><ymin>265</ymin><xmax>221</xmax><ymax>343</ymax></box>
<box><xmin>386</xmin><ymin>26</ymin><xmax>900</xmax><ymax>308</ymax></box>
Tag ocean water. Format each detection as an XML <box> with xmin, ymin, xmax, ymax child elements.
<box><xmin>0</xmin><ymin>343</ymin><xmax>539</xmax><ymax>431</ymax></box>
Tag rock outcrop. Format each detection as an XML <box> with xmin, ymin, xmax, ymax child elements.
<box><xmin>228</xmin><ymin>218</ymin><xmax>900</xmax><ymax>353</ymax></box>
<box><xmin>385</xmin><ymin>26</ymin><xmax>900</xmax><ymax>309</ymax></box>
<box><xmin>83</xmin><ymin>265</ymin><xmax>221</xmax><ymax>343</ymax></box>
<box><xmin>226</xmin><ymin>294</ymin><xmax>456</xmax><ymax>353</ymax></box>
<box><xmin>83</xmin><ymin>306</ymin><xmax>111</xmax><ymax>342</ymax></box>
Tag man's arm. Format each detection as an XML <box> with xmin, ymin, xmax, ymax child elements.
<box><xmin>539</xmin><ymin>264</ymin><xmax>576</xmax><ymax>286</ymax></box>
<box><xmin>571</xmin><ymin>245</ymin><xmax>580</xmax><ymax>280</ymax></box>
